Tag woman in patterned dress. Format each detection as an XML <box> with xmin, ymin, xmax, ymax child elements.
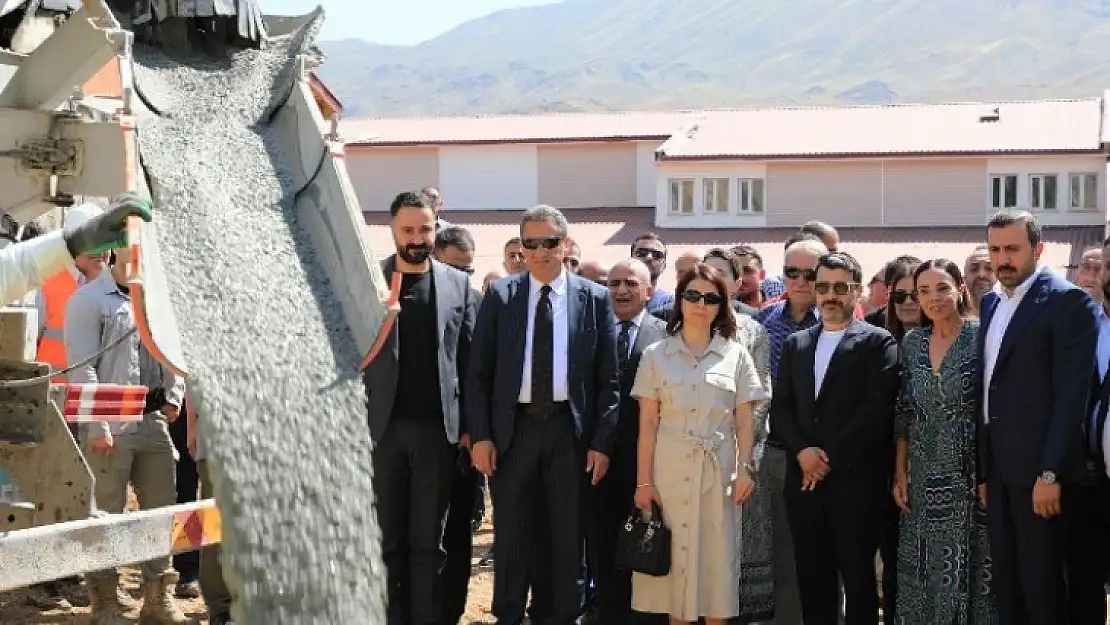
<box><xmin>632</xmin><ymin>263</ymin><xmax>769</xmax><ymax>624</ymax></box>
<box><xmin>891</xmin><ymin>259</ymin><xmax>998</xmax><ymax>625</ymax></box>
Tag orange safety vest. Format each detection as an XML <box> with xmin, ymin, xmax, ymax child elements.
<box><xmin>36</xmin><ymin>270</ymin><xmax>79</xmax><ymax>382</ymax></box>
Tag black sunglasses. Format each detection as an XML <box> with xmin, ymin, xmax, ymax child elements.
<box><xmin>814</xmin><ymin>281</ymin><xmax>859</xmax><ymax>295</ymax></box>
<box><xmin>681</xmin><ymin>289</ymin><xmax>724</xmax><ymax>306</ymax></box>
<box><xmin>633</xmin><ymin>248</ymin><xmax>666</xmax><ymax>261</ymax></box>
<box><xmin>890</xmin><ymin>289</ymin><xmax>917</xmax><ymax>304</ymax></box>
<box><xmin>522</xmin><ymin>237</ymin><xmax>562</xmax><ymax>250</ymax></box>
<box><xmin>783</xmin><ymin>266</ymin><xmax>818</xmax><ymax>282</ymax></box>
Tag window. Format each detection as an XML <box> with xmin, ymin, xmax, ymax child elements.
<box><xmin>990</xmin><ymin>174</ymin><xmax>1017</xmax><ymax>209</ymax></box>
<box><xmin>1029</xmin><ymin>174</ymin><xmax>1057</xmax><ymax>211</ymax></box>
<box><xmin>739</xmin><ymin>178</ymin><xmax>764</xmax><ymax>213</ymax></box>
<box><xmin>668</xmin><ymin>179</ymin><xmax>694</xmax><ymax>214</ymax></box>
<box><xmin>703</xmin><ymin>178</ymin><xmax>729</xmax><ymax>213</ymax></box>
<box><xmin>1070</xmin><ymin>173</ymin><xmax>1098</xmax><ymax>211</ymax></box>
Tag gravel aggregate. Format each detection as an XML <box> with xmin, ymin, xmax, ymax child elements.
<box><xmin>130</xmin><ymin>17</ymin><xmax>383</xmax><ymax>625</ymax></box>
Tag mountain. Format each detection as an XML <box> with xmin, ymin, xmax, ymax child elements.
<box><xmin>314</xmin><ymin>0</ymin><xmax>1110</xmax><ymax>117</ymax></box>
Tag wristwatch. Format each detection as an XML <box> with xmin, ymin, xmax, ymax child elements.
<box><xmin>1038</xmin><ymin>470</ymin><xmax>1057</xmax><ymax>485</ymax></box>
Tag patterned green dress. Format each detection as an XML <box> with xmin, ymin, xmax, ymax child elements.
<box><xmin>893</xmin><ymin>322</ymin><xmax>998</xmax><ymax>625</ymax></box>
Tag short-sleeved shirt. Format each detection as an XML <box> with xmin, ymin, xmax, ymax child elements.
<box><xmin>631</xmin><ymin>334</ymin><xmax>769</xmax><ymax>416</ymax></box>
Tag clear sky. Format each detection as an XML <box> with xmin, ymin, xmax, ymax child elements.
<box><xmin>261</xmin><ymin>0</ymin><xmax>558</xmax><ymax>44</ymax></box>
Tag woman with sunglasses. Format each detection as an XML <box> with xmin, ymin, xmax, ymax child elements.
<box><xmin>891</xmin><ymin>259</ymin><xmax>997</xmax><ymax>625</ymax></box>
<box><xmin>630</xmin><ymin>263</ymin><xmax>769</xmax><ymax>625</ymax></box>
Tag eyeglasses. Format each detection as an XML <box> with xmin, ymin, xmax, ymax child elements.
<box><xmin>814</xmin><ymin>281</ymin><xmax>859</xmax><ymax>295</ymax></box>
<box><xmin>522</xmin><ymin>237</ymin><xmax>562</xmax><ymax>250</ymax></box>
<box><xmin>633</xmin><ymin>248</ymin><xmax>666</xmax><ymax>261</ymax></box>
<box><xmin>890</xmin><ymin>290</ymin><xmax>917</xmax><ymax>305</ymax></box>
<box><xmin>564</xmin><ymin>258</ymin><xmax>581</xmax><ymax>269</ymax></box>
<box><xmin>783</xmin><ymin>266</ymin><xmax>818</xmax><ymax>282</ymax></box>
<box><xmin>607</xmin><ymin>278</ymin><xmax>642</xmax><ymax>289</ymax></box>
<box><xmin>680</xmin><ymin>289</ymin><xmax>724</xmax><ymax>306</ymax></box>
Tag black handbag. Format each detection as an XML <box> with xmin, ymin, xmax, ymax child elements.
<box><xmin>615</xmin><ymin>501</ymin><xmax>671</xmax><ymax>576</ymax></box>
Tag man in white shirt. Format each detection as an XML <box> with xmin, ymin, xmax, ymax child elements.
<box><xmin>978</xmin><ymin>210</ymin><xmax>1098</xmax><ymax>625</ymax></box>
<box><xmin>467</xmin><ymin>205</ymin><xmax>619</xmax><ymax>625</ymax></box>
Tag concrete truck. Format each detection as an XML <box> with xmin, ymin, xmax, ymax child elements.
<box><xmin>0</xmin><ymin>0</ymin><xmax>394</xmax><ymax>620</ymax></box>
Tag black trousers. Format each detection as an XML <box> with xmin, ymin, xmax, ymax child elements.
<box><xmin>784</xmin><ymin>480</ymin><xmax>880</xmax><ymax>625</ymax></box>
<box><xmin>168</xmin><ymin>412</ymin><xmax>199</xmax><ymax>582</ymax></box>
<box><xmin>373</xmin><ymin>418</ymin><xmax>456</xmax><ymax>625</ymax></box>
<box><xmin>1066</xmin><ymin>468</ymin><xmax>1110</xmax><ymax>625</ymax></box>
<box><xmin>491</xmin><ymin>406</ymin><xmax>582</xmax><ymax>625</ymax></box>
<box><xmin>877</xmin><ymin>494</ymin><xmax>899</xmax><ymax>622</ymax></box>
<box><xmin>441</xmin><ymin>458</ymin><xmax>480</xmax><ymax>625</ymax></box>
<box><xmin>987</xmin><ymin>477</ymin><xmax>1070</xmax><ymax>625</ymax></box>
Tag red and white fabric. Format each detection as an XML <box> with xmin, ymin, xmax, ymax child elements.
<box><xmin>56</xmin><ymin>384</ymin><xmax>148</xmax><ymax>423</ymax></box>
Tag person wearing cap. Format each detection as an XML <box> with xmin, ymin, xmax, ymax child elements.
<box><xmin>1</xmin><ymin>191</ymin><xmax>153</xmax><ymax>307</ymax></box>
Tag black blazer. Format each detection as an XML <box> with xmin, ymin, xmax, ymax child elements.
<box><xmin>363</xmin><ymin>256</ymin><xmax>475</xmax><ymax>444</ymax></box>
<box><xmin>977</xmin><ymin>267</ymin><xmax>1098</xmax><ymax>486</ymax></box>
<box><xmin>770</xmin><ymin>318</ymin><xmax>900</xmax><ymax>493</ymax></box>
<box><xmin>610</xmin><ymin>313</ymin><xmax>669</xmax><ymax>487</ymax></box>
<box><xmin>466</xmin><ymin>271</ymin><xmax>620</xmax><ymax>456</ymax></box>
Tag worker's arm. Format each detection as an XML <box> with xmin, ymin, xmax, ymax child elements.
<box><xmin>64</xmin><ymin>289</ymin><xmax>107</xmax><ymax>438</ymax></box>
<box><xmin>161</xmin><ymin>366</ymin><xmax>185</xmax><ymax>409</ymax></box>
<box><xmin>0</xmin><ymin>231</ymin><xmax>73</xmax><ymax>306</ymax></box>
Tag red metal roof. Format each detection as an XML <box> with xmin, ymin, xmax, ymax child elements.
<box><xmin>658</xmin><ymin>99</ymin><xmax>1105</xmax><ymax>160</ymax></box>
<box><xmin>362</xmin><ymin>207</ymin><xmax>1101</xmax><ymax>290</ymax></box>
<box><xmin>342</xmin><ymin>111</ymin><xmax>695</xmax><ymax>146</ymax></box>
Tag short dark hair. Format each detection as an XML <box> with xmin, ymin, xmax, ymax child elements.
<box><xmin>815</xmin><ymin>251</ymin><xmax>863</xmax><ymax>283</ymax></box>
<box><xmin>435</xmin><ymin>226</ymin><xmax>475</xmax><ymax>252</ymax></box>
<box><xmin>390</xmin><ymin>191</ymin><xmax>433</xmax><ymax>217</ymax></box>
<box><xmin>504</xmin><ymin>237</ymin><xmax>522</xmax><ymax>248</ymax></box>
<box><xmin>669</xmin><ymin>262</ymin><xmax>737</xmax><ymax>340</ymax></box>
<box><xmin>702</xmin><ymin>248</ymin><xmax>741</xmax><ymax>281</ymax></box>
<box><xmin>784</xmin><ymin>231</ymin><xmax>823</xmax><ymax>250</ymax></box>
<box><xmin>987</xmin><ymin>210</ymin><xmax>1041</xmax><ymax>247</ymax></box>
<box><xmin>730</xmin><ymin>244</ymin><xmax>763</xmax><ymax>269</ymax></box>
<box><xmin>631</xmin><ymin>232</ymin><xmax>667</xmax><ymax>254</ymax></box>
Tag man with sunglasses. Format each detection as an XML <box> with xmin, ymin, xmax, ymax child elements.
<box><xmin>468</xmin><ymin>205</ymin><xmax>619</xmax><ymax>625</ymax></box>
<box><xmin>770</xmin><ymin>251</ymin><xmax>900</xmax><ymax>625</ymax></box>
<box><xmin>630</xmin><ymin>233</ymin><xmax>673</xmax><ymax>315</ymax></box>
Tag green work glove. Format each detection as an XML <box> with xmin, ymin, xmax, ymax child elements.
<box><xmin>63</xmin><ymin>191</ymin><xmax>154</xmax><ymax>257</ymax></box>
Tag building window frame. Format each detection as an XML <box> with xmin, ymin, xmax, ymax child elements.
<box><xmin>668</xmin><ymin>178</ymin><xmax>695</xmax><ymax>215</ymax></box>
<box><xmin>738</xmin><ymin>178</ymin><xmax>765</xmax><ymax>214</ymax></box>
<box><xmin>1029</xmin><ymin>174</ymin><xmax>1058</xmax><ymax>212</ymax></box>
<box><xmin>990</xmin><ymin>174</ymin><xmax>1018</xmax><ymax>210</ymax></box>
<box><xmin>1070</xmin><ymin>172</ymin><xmax>1099</xmax><ymax>212</ymax></box>
<box><xmin>702</xmin><ymin>177</ymin><xmax>730</xmax><ymax>214</ymax></box>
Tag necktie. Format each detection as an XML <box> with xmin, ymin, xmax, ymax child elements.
<box><xmin>617</xmin><ymin>321</ymin><xmax>632</xmax><ymax>375</ymax></box>
<box><xmin>531</xmin><ymin>285</ymin><xmax>554</xmax><ymax>406</ymax></box>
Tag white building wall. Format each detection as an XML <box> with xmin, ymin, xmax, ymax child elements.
<box><xmin>439</xmin><ymin>144</ymin><xmax>539</xmax><ymax>210</ymax></box>
<box><xmin>654</xmin><ymin>162</ymin><xmax>768</xmax><ymax>229</ymax></box>
<box><xmin>985</xmin><ymin>156</ymin><xmax>1105</xmax><ymax>227</ymax></box>
<box><xmin>636</xmin><ymin>141</ymin><xmax>662</xmax><ymax>207</ymax></box>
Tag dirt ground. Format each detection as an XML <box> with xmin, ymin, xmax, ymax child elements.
<box><xmin>0</xmin><ymin>501</ymin><xmax>497</xmax><ymax>625</ymax></box>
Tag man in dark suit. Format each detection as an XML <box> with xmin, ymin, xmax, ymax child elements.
<box><xmin>978</xmin><ymin>210</ymin><xmax>1098</xmax><ymax>625</ymax></box>
<box><xmin>364</xmin><ymin>191</ymin><xmax>476</xmax><ymax>625</ymax></box>
<box><xmin>468</xmin><ymin>205</ymin><xmax>620</xmax><ymax>625</ymax></box>
<box><xmin>588</xmin><ymin>258</ymin><xmax>668</xmax><ymax>625</ymax></box>
<box><xmin>769</xmin><ymin>251</ymin><xmax>900</xmax><ymax>625</ymax></box>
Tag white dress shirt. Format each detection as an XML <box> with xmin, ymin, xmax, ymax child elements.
<box><xmin>615</xmin><ymin>309</ymin><xmax>646</xmax><ymax>359</ymax></box>
<box><xmin>981</xmin><ymin>268</ymin><xmax>1039</xmax><ymax>424</ymax></box>
<box><xmin>814</xmin><ymin>328</ymin><xmax>845</xmax><ymax>398</ymax></box>
<box><xmin>518</xmin><ymin>270</ymin><xmax>570</xmax><ymax>403</ymax></box>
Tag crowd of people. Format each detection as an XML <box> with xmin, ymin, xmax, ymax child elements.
<box><xmin>375</xmin><ymin>186</ymin><xmax>1110</xmax><ymax>625</ymax></box>
<box><xmin>7</xmin><ymin>185</ymin><xmax>1110</xmax><ymax>625</ymax></box>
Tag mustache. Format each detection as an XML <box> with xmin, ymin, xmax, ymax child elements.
<box><xmin>997</xmin><ymin>265</ymin><xmax>1017</xmax><ymax>273</ymax></box>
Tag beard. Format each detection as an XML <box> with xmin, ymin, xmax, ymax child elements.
<box><xmin>820</xmin><ymin>301</ymin><xmax>849</xmax><ymax>323</ymax></box>
<box><xmin>397</xmin><ymin>244</ymin><xmax>431</xmax><ymax>264</ymax></box>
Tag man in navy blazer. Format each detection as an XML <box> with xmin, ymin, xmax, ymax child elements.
<box><xmin>979</xmin><ymin>210</ymin><xmax>1099</xmax><ymax>625</ymax></box>
<box><xmin>467</xmin><ymin>205</ymin><xmax>620</xmax><ymax>625</ymax></box>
